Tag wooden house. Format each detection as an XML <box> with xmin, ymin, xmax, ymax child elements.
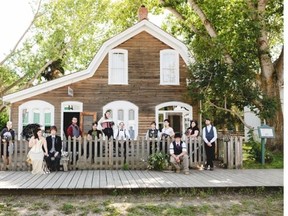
<box><xmin>3</xmin><ymin>7</ymin><xmax>200</xmax><ymax>139</ymax></box>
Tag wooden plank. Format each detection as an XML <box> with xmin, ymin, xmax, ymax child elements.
<box><xmin>76</xmin><ymin>170</ymin><xmax>88</xmax><ymax>188</ymax></box>
<box><xmin>123</xmin><ymin>171</ymin><xmax>138</xmax><ymax>188</ymax></box>
<box><xmin>20</xmin><ymin>174</ymin><xmax>44</xmax><ymax>188</ymax></box>
<box><xmin>105</xmin><ymin>170</ymin><xmax>115</xmax><ymax>188</ymax></box>
<box><xmin>0</xmin><ymin>171</ymin><xmax>15</xmax><ymax>180</ymax></box>
<box><xmin>150</xmin><ymin>170</ymin><xmax>182</xmax><ymax>188</ymax></box>
<box><xmin>83</xmin><ymin>170</ymin><xmax>94</xmax><ymax>188</ymax></box>
<box><xmin>136</xmin><ymin>170</ymin><xmax>158</xmax><ymax>188</ymax></box>
<box><xmin>131</xmin><ymin>170</ymin><xmax>151</xmax><ymax>188</ymax></box>
<box><xmin>91</xmin><ymin>170</ymin><xmax>100</xmax><ymax>188</ymax></box>
<box><xmin>35</xmin><ymin>172</ymin><xmax>58</xmax><ymax>188</ymax></box>
<box><xmin>51</xmin><ymin>172</ymin><xmax>70</xmax><ymax>188</ymax></box>
<box><xmin>67</xmin><ymin>170</ymin><xmax>82</xmax><ymax>188</ymax></box>
<box><xmin>129</xmin><ymin>170</ymin><xmax>146</xmax><ymax>188</ymax></box>
<box><xmin>99</xmin><ymin>170</ymin><xmax>107</xmax><ymax>188</ymax></box>
<box><xmin>117</xmin><ymin>170</ymin><xmax>131</xmax><ymax>188</ymax></box>
<box><xmin>111</xmin><ymin>170</ymin><xmax>123</xmax><ymax>188</ymax></box>
<box><xmin>59</xmin><ymin>171</ymin><xmax>77</xmax><ymax>188</ymax></box>
<box><xmin>0</xmin><ymin>172</ymin><xmax>24</xmax><ymax>188</ymax></box>
<box><xmin>10</xmin><ymin>172</ymin><xmax>36</xmax><ymax>188</ymax></box>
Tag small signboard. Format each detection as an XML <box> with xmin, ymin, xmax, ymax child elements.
<box><xmin>258</xmin><ymin>125</ymin><xmax>275</xmax><ymax>138</ymax></box>
<box><xmin>68</xmin><ymin>86</ymin><xmax>73</xmax><ymax>97</ymax></box>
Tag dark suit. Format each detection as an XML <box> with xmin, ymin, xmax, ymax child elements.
<box><xmin>45</xmin><ymin>135</ymin><xmax>62</xmax><ymax>171</ymax></box>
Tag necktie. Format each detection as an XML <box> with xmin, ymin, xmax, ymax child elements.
<box><xmin>52</xmin><ymin>137</ymin><xmax>55</xmax><ymax>152</ymax></box>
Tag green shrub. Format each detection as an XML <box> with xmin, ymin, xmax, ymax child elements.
<box><xmin>244</xmin><ymin>129</ymin><xmax>273</xmax><ymax>163</ymax></box>
<box><xmin>147</xmin><ymin>151</ymin><xmax>169</xmax><ymax>171</ymax></box>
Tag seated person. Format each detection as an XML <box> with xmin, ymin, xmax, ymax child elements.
<box><xmin>169</xmin><ymin>132</ymin><xmax>189</xmax><ymax>175</ymax></box>
<box><xmin>45</xmin><ymin>126</ymin><xmax>62</xmax><ymax>171</ymax></box>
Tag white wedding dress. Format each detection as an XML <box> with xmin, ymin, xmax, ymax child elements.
<box><xmin>28</xmin><ymin>139</ymin><xmax>44</xmax><ymax>174</ymax></box>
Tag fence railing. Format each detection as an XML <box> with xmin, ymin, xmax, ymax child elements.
<box><xmin>0</xmin><ymin>136</ymin><xmax>243</xmax><ymax>171</ymax></box>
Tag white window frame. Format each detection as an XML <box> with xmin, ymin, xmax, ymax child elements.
<box><xmin>103</xmin><ymin>100</ymin><xmax>138</xmax><ymax>139</ymax></box>
<box><xmin>160</xmin><ymin>49</ymin><xmax>179</xmax><ymax>85</ymax></box>
<box><xmin>155</xmin><ymin>101</ymin><xmax>192</xmax><ymax>134</ymax></box>
<box><xmin>108</xmin><ymin>49</ymin><xmax>128</xmax><ymax>85</ymax></box>
<box><xmin>18</xmin><ymin>100</ymin><xmax>55</xmax><ymax>140</ymax></box>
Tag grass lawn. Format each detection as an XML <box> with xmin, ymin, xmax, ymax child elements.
<box><xmin>243</xmin><ymin>151</ymin><xmax>283</xmax><ymax>169</ymax></box>
<box><xmin>0</xmin><ymin>188</ymin><xmax>283</xmax><ymax>216</ymax></box>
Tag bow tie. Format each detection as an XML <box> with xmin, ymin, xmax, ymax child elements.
<box><xmin>120</xmin><ymin>129</ymin><xmax>123</xmax><ymax>131</ymax></box>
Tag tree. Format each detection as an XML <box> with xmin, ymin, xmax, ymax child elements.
<box><xmin>158</xmin><ymin>0</ymin><xmax>283</xmax><ymax>148</ymax></box>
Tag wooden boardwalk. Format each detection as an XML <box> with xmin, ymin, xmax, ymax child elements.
<box><xmin>0</xmin><ymin>169</ymin><xmax>283</xmax><ymax>194</ymax></box>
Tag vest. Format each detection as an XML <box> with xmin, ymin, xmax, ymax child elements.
<box><xmin>148</xmin><ymin>129</ymin><xmax>158</xmax><ymax>138</ymax></box>
<box><xmin>173</xmin><ymin>141</ymin><xmax>183</xmax><ymax>155</ymax></box>
<box><xmin>117</xmin><ymin>129</ymin><xmax>127</xmax><ymax>138</ymax></box>
<box><xmin>205</xmin><ymin>126</ymin><xmax>214</xmax><ymax>142</ymax></box>
<box><xmin>72</xmin><ymin>125</ymin><xmax>80</xmax><ymax>138</ymax></box>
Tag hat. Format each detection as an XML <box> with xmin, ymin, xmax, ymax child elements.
<box><xmin>174</xmin><ymin>132</ymin><xmax>181</xmax><ymax>138</ymax></box>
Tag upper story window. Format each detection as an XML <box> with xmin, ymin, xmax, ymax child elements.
<box><xmin>160</xmin><ymin>49</ymin><xmax>179</xmax><ymax>85</ymax></box>
<box><xmin>108</xmin><ymin>49</ymin><xmax>128</xmax><ymax>85</ymax></box>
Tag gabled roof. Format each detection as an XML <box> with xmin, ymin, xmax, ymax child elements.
<box><xmin>3</xmin><ymin>19</ymin><xmax>193</xmax><ymax>103</ymax></box>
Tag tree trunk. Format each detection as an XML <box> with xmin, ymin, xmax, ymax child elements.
<box><xmin>257</xmin><ymin>0</ymin><xmax>283</xmax><ymax>149</ymax></box>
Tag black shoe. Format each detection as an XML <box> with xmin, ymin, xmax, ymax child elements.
<box><xmin>210</xmin><ymin>167</ymin><xmax>214</xmax><ymax>171</ymax></box>
<box><xmin>204</xmin><ymin>166</ymin><xmax>208</xmax><ymax>170</ymax></box>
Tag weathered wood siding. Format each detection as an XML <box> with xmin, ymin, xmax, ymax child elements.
<box><xmin>10</xmin><ymin>32</ymin><xmax>199</xmax><ymax>136</ymax></box>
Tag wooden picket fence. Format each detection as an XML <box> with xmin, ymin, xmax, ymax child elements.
<box><xmin>0</xmin><ymin>136</ymin><xmax>243</xmax><ymax>171</ymax></box>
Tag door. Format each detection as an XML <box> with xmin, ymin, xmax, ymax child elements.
<box><xmin>63</xmin><ymin>112</ymin><xmax>80</xmax><ymax>138</ymax></box>
<box><xmin>80</xmin><ymin>112</ymin><xmax>97</xmax><ymax>136</ymax></box>
<box><xmin>168</xmin><ymin>113</ymin><xmax>182</xmax><ymax>133</ymax></box>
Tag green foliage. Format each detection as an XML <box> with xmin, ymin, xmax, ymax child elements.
<box><xmin>147</xmin><ymin>151</ymin><xmax>169</xmax><ymax>171</ymax></box>
<box><xmin>244</xmin><ymin>130</ymin><xmax>273</xmax><ymax>164</ymax></box>
<box><xmin>122</xmin><ymin>163</ymin><xmax>129</xmax><ymax>170</ymax></box>
<box><xmin>58</xmin><ymin>203</ymin><xmax>76</xmax><ymax>215</ymax></box>
<box><xmin>0</xmin><ymin>111</ymin><xmax>9</xmax><ymax>131</ymax></box>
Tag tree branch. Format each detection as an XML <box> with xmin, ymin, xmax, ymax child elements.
<box><xmin>159</xmin><ymin>0</ymin><xmax>198</xmax><ymax>33</ymax></box>
<box><xmin>0</xmin><ymin>0</ymin><xmax>43</xmax><ymax>65</ymax></box>
<box><xmin>208</xmin><ymin>100</ymin><xmax>253</xmax><ymax>130</ymax></box>
<box><xmin>187</xmin><ymin>0</ymin><xmax>234</xmax><ymax>64</ymax></box>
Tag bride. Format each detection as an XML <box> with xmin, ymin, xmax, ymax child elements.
<box><xmin>28</xmin><ymin>128</ymin><xmax>49</xmax><ymax>174</ymax></box>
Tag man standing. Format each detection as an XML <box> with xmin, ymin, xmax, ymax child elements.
<box><xmin>169</xmin><ymin>132</ymin><xmax>189</xmax><ymax>175</ymax></box>
<box><xmin>45</xmin><ymin>126</ymin><xmax>62</xmax><ymax>171</ymax></box>
<box><xmin>66</xmin><ymin>117</ymin><xmax>82</xmax><ymax>138</ymax></box>
<box><xmin>202</xmin><ymin>118</ymin><xmax>217</xmax><ymax>171</ymax></box>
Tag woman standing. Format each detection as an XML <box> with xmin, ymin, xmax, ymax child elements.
<box><xmin>98</xmin><ymin>110</ymin><xmax>114</xmax><ymax>139</ymax></box>
<box><xmin>28</xmin><ymin>128</ymin><xmax>49</xmax><ymax>174</ymax></box>
<box><xmin>185</xmin><ymin>120</ymin><xmax>200</xmax><ymax>138</ymax></box>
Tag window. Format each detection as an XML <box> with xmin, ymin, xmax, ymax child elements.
<box><xmin>33</xmin><ymin>109</ymin><xmax>40</xmax><ymax>124</ymax></box>
<box><xmin>160</xmin><ymin>49</ymin><xmax>179</xmax><ymax>85</ymax></box>
<box><xmin>118</xmin><ymin>109</ymin><xmax>124</xmax><ymax>121</ymax></box>
<box><xmin>103</xmin><ymin>101</ymin><xmax>138</xmax><ymax>139</ymax></box>
<box><xmin>18</xmin><ymin>100</ymin><xmax>54</xmax><ymax>139</ymax></box>
<box><xmin>129</xmin><ymin>109</ymin><xmax>135</xmax><ymax>121</ymax></box>
<box><xmin>108</xmin><ymin>49</ymin><xmax>128</xmax><ymax>85</ymax></box>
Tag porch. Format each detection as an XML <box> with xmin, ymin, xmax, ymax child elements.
<box><xmin>0</xmin><ymin>169</ymin><xmax>283</xmax><ymax>195</ymax></box>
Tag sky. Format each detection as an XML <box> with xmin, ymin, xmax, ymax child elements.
<box><xmin>0</xmin><ymin>0</ymin><xmax>34</xmax><ymax>60</ymax></box>
<box><xmin>0</xmin><ymin>0</ymin><xmax>164</xmax><ymax>61</ymax></box>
